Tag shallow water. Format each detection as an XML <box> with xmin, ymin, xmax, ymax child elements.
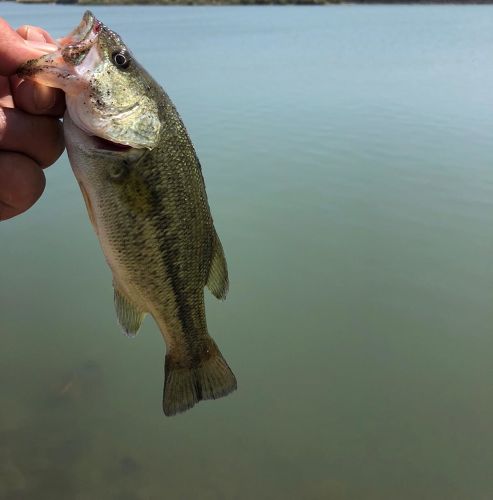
<box><xmin>1</xmin><ymin>4</ymin><xmax>493</xmax><ymax>499</ymax></box>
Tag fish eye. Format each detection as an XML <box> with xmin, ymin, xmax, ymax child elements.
<box><xmin>112</xmin><ymin>50</ymin><xmax>130</xmax><ymax>70</ymax></box>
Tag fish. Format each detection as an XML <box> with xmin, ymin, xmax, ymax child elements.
<box><xmin>18</xmin><ymin>11</ymin><xmax>236</xmax><ymax>416</ymax></box>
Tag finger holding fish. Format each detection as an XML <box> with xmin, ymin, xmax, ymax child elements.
<box><xmin>0</xmin><ymin>18</ymin><xmax>56</xmax><ymax>75</ymax></box>
<box><xmin>11</xmin><ymin>24</ymin><xmax>64</xmax><ymax>116</ymax></box>
<box><xmin>0</xmin><ymin>107</ymin><xmax>64</xmax><ymax>166</ymax></box>
<box><xmin>0</xmin><ymin>19</ymin><xmax>64</xmax><ymax>220</ymax></box>
<box><xmin>0</xmin><ymin>152</ymin><xmax>45</xmax><ymax>220</ymax></box>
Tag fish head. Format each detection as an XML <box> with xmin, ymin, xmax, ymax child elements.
<box><xmin>18</xmin><ymin>11</ymin><xmax>161</xmax><ymax>152</ymax></box>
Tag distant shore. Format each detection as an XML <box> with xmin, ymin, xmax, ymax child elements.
<box><xmin>78</xmin><ymin>0</ymin><xmax>493</xmax><ymax>4</ymax></box>
<box><xmin>12</xmin><ymin>0</ymin><xmax>493</xmax><ymax>5</ymax></box>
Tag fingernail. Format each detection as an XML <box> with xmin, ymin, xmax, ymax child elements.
<box><xmin>25</xmin><ymin>26</ymin><xmax>46</xmax><ymax>43</ymax></box>
<box><xmin>33</xmin><ymin>84</ymin><xmax>56</xmax><ymax>112</ymax></box>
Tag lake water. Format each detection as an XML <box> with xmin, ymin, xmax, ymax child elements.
<box><xmin>1</xmin><ymin>4</ymin><xmax>493</xmax><ymax>499</ymax></box>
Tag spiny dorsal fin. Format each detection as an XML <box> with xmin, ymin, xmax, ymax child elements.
<box><xmin>206</xmin><ymin>229</ymin><xmax>229</xmax><ymax>300</ymax></box>
<box><xmin>114</xmin><ymin>287</ymin><xmax>145</xmax><ymax>337</ymax></box>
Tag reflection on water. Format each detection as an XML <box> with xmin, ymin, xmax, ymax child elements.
<box><xmin>1</xmin><ymin>4</ymin><xmax>493</xmax><ymax>499</ymax></box>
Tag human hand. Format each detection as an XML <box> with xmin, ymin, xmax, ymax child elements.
<box><xmin>0</xmin><ymin>19</ymin><xmax>65</xmax><ymax>221</ymax></box>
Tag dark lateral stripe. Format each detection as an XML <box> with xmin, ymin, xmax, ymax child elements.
<box><xmin>143</xmin><ymin>167</ymin><xmax>203</xmax><ymax>360</ymax></box>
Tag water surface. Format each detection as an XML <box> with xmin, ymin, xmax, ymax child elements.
<box><xmin>1</xmin><ymin>4</ymin><xmax>493</xmax><ymax>499</ymax></box>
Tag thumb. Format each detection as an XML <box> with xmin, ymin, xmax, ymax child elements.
<box><xmin>0</xmin><ymin>18</ymin><xmax>56</xmax><ymax>76</ymax></box>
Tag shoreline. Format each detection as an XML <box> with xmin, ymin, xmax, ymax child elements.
<box><xmin>12</xmin><ymin>0</ymin><xmax>493</xmax><ymax>4</ymax></box>
<box><xmin>77</xmin><ymin>1</ymin><xmax>493</xmax><ymax>4</ymax></box>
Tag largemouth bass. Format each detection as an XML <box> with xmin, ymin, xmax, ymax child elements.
<box><xmin>18</xmin><ymin>11</ymin><xmax>236</xmax><ymax>416</ymax></box>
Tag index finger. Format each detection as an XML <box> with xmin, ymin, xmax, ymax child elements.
<box><xmin>0</xmin><ymin>18</ymin><xmax>56</xmax><ymax>76</ymax></box>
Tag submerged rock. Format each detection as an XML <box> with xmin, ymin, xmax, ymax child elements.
<box><xmin>119</xmin><ymin>456</ymin><xmax>140</xmax><ymax>475</ymax></box>
<box><xmin>45</xmin><ymin>359</ymin><xmax>104</xmax><ymax>408</ymax></box>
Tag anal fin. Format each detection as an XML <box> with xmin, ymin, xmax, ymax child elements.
<box><xmin>114</xmin><ymin>287</ymin><xmax>145</xmax><ymax>337</ymax></box>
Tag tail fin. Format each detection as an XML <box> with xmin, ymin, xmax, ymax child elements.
<box><xmin>162</xmin><ymin>339</ymin><xmax>237</xmax><ymax>416</ymax></box>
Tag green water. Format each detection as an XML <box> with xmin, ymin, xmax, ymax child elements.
<box><xmin>1</xmin><ymin>4</ymin><xmax>493</xmax><ymax>499</ymax></box>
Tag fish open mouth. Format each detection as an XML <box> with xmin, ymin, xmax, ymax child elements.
<box><xmin>94</xmin><ymin>137</ymin><xmax>133</xmax><ymax>152</ymax></box>
<box><xmin>58</xmin><ymin>10</ymin><xmax>98</xmax><ymax>47</ymax></box>
<box><xmin>59</xmin><ymin>11</ymin><xmax>103</xmax><ymax>66</ymax></box>
<box><xmin>17</xmin><ymin>10</ymin><xmax>101</xmax><ymax>80</ymax></box>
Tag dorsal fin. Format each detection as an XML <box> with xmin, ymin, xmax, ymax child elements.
<box><xmin>206</xmin><ymin>229</ymin><xmax>229</xmax><ymax>300</ymax></box>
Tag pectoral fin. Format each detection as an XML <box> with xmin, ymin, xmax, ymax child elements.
<box><xmin>114</xmin><ymin>287</ymin><xmax>145</xmax><ymax>337</ymax></box>
<box><xmin>206</xmin><ymin>229</ymin><xmax>229</xmax><ymax>300</ymax></box>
